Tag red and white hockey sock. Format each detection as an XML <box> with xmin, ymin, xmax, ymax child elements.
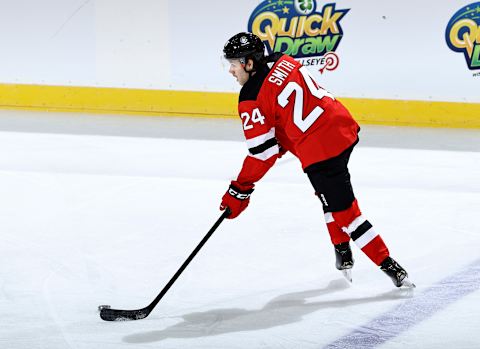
<box><xmin>332</xmin><ymin>200</ymin><xmax>390</xmax><ymax>266</ymax></box>
<box><xmin>324</xmin><ymin>212</ymin><xmax>350</xmax><ymax>245</ymax></box>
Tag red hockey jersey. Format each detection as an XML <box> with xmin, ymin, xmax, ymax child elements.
<box><xmin>235</xmin><ymin>54</ymin><xmax>359</xmax><ymax>186</ymax></box>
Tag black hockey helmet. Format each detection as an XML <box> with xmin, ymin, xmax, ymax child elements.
<box><xmin>223</xmin><ymin>32</ymin><xmax>266</xmax><ymax>66</ymax></box>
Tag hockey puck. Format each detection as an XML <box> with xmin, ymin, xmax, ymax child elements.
<box><xmin>98</xmin><ymin>305</ymin><xmax>111</xmax><ymax>312</ymax></box>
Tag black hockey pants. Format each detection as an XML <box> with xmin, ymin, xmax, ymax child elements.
<box><xmin>304</xmin><ymin>143</ymin><xmax>356</xmax><ymax>213</ymax></box>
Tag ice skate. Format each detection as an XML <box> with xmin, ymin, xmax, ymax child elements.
<box><xmin>334</xmin><ymin>242</ymin><xmax>354</xmax><ymax>282</ymax></box>
<box><xmin>380</xmin><ymin>256</ymin><xmax>415</xmax><ymax>288</ymax></box>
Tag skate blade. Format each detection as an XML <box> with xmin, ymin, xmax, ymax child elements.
<box><xmin>400</xmin><ymin>277</ymin><xmax>416</xmax><ymax>288</ymax></box>
<box><xmin>341</xmin><ymin>269</ymin><xmax>352</xmax><ymax>283</ymax></box>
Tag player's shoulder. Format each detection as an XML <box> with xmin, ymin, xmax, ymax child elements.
<box><xmin>269</xmin><ymin>54</ymin><xmax>300</xmax><ymax>70</ymax></box>
<box><xmin>238</xmin><ymin>54</ymin><xmax>299</xmax><ymax>103</ymax></box>
<box><xmin>265</xmin><ymin>54</ymin><xmax>300</xmax><ymax>87</ymax></box>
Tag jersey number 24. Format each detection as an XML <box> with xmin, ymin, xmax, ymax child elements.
<box><xmin>278</xmin><ymin>66</ymin><xmax>334</xmax><ymax>133</ymax></box>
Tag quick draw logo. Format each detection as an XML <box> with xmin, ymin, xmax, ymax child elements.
<box><xmin>446</xmin><ymin>2</ymin><xmax>480</xmax><ymax>71</ymax></box>
<box><xmin>248</xmin><ymin>0</ymin><xmax>349</xmax><ymax>74</ymax></box>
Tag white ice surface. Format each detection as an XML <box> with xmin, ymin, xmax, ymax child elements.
<box><xmin>0</xmin><ymin>129</ymin><xmax>479</xmax><ymax>348</ymax></box>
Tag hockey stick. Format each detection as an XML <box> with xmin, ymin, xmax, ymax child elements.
<box><xmin>99</xmin><ymin>208</ymin><xmax>231</xmax><ymax>321</ymax></box>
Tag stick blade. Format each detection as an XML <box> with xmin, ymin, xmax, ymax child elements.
<box><xmin>100</xmin><ymin>307</ymin><xmax>150</xmax><ymax>321</ymax></box>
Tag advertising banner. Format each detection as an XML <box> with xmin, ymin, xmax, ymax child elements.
<box><xmin>0</xmin><ymin>1</ymin><xmax>478</xmax><ymax>105</ymax></box>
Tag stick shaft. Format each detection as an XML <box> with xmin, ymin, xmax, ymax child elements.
<box><xmin>146</xmin><ymin>209</ymin><xmax>230</xmax><ymax>310</ymax></box>
<box><xmin>100</xmin><ymin>209</ymin><xmax>231</xmax><ymax>320</ymax></box>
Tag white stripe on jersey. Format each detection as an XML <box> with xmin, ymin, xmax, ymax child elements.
<box><xmin>246</xmin><ymin>127</ymin><xmax>276</xmax><ymax>149</ymax></box>
<box><xmin>250</xmin><ymin>144</ymin><xmax>280</xmax><ymax>161</ymax></box>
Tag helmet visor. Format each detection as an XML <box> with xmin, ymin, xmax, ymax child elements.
<box><xmin>221</xmin><ymin>56</ymin><xmax>245</xmax><ymax>72</ymax></box>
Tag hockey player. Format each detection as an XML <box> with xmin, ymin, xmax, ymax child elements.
<box><xmin>219</xmin><ymin>32</ymin><xmax>414</xmax><ymax>288</ymax></box>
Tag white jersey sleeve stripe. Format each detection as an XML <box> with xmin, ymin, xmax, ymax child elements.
<box><xmin>246</xmin><ymin>127</ymin><xmax>276</xmax><ymax>149</ymax></box>
<box><xmin>250</xmin><ymin>144</ymin><xmax>280</xmax><ymax>161</ymax></box>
